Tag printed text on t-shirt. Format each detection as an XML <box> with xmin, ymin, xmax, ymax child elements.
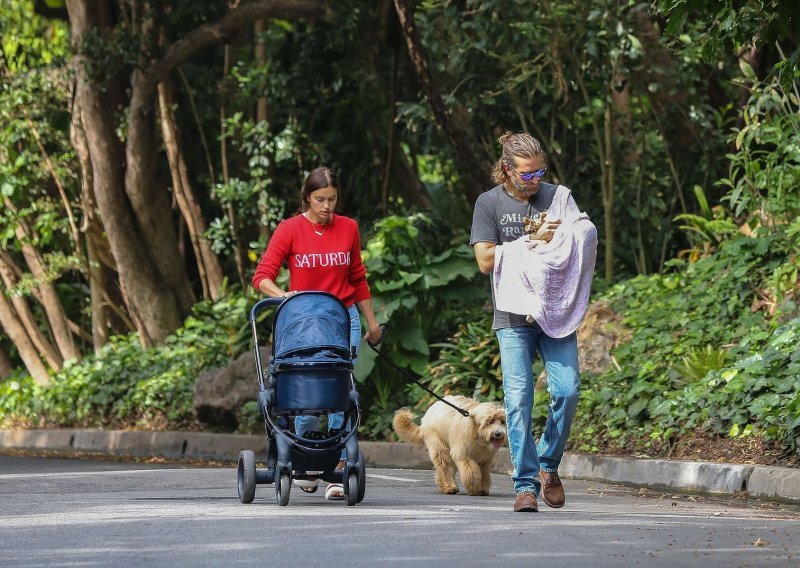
<box><xmin>500</xmin><ymin>212</ymin><xmax>524</xmax><ymax>238</ymax></box>
<box><xmin>294</xmin><ymin>252</ymin><xmax>351</xmax><ymax>268</ymax></box>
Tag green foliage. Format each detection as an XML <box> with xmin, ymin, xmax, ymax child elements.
<box><xmin>428</xmin><ymin>319</ymin><xmax>503</xmax><ymax>401</ymax></box>
<box><xmin>674</xmin><ymin>344</ymin><xmax>728</xmax><ymax>385</ymax></box>
<box><xmin>210</xmin><ymin>114</ymin><xmax>287</xmax><ymax>260</ymax></box>
<box><xmin>657</xmin><ymin>0</ymin><xmax>799</xmax><ymax>83</ymax></box>
<box><xmin>355</xmin><ymin>213</ymin><xmax>487</xmax><ymax>438</ymax></box>
<box><xmin>572</xmin><ymin>230</ymin><xmax>798</xmax><ymax>455</ymax></box>
<box><xmin>652</xmin><ymin>317</ymin><xmax>800</xmax><ymax>453</ymax></box>
<box><xmin>0</xmin><ymin>0</ymin><xmax>70</xmax><ymax>73</ymax></box>
<box><xmin>410</xmin><ymin>0</ymin><xmax>733</xmax><ymax>276</ymax></box>
<box><xmin>720</xmin><ymin>76</ymin><xmax>800</xmax><ymax>224</ymax></box>
<box><xmin>0</xmin><ymin>293</ymin><xmax>249</xmax><ymax>429</ymax></box>
<box><xmin>673</xmin><ymin>185</ymin><xmax>738</xmax><ymax>256</ymax></box>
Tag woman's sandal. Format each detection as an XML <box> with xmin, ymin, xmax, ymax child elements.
<box><xmin>325</xmin><ymin>483</ymin><xmax>345</xmax><ymax>500</ymax></box>
<box><xmin>294</xmin><ymin>479</ymin><xmax>319</xmax><ymax>494</ymax></box>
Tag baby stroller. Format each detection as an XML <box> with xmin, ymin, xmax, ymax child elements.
<box><xmin>236</xmin><ymin>291</ymin><xmax>366</xmax><ymax>506</ymax></box>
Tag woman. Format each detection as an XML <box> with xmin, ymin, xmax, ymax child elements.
<box><xmin>252</xmin><ymin>166</ymin><xmax>382</xmax><ymax>500</ymax></box>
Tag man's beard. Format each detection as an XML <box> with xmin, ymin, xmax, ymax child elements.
<box><xmin>510</xmin><ymin>177</ymin><xmax>538</xmax><ymax>197</ymax></box>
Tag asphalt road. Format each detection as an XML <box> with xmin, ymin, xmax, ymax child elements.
<box><xmin>1</xmin><ymin>454</ymin><xmax>799</xmax><ymax>567</ymax></box>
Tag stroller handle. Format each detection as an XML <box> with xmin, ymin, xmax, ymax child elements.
<box><xmin>249</xmin><ymin>296</ymin><xmax>284</xmax><ymax>322</ymax></box>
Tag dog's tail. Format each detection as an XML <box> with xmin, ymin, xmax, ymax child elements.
<box><xmin>392</xmin><ymin>408</ymin><xmax>424</xmax><ymax>444</ymax></box>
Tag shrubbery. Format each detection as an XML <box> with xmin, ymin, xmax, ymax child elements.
<box><xmin>429</xmin><ymin>231</ymin><xmax>800</xmax><ymax>458</ymax></box>
<box><xmin>0</xmin><ymin>294</ymin><xmax>250</xmax><ymax>430</ymax></box>
<box><xmin>570</xmin><ymin>230</ymin><xmax>799</xmax><ymax>456</ymax></box>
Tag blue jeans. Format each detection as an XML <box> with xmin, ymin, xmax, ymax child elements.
<box><xmin>294</xmin><ymin>304</ymin><xmax>360</xmax><ymax>451</ymax></box>
<box><xmin>496</xmin><ymin>324</ymin><xmax>580</xmax><ymax>496</ymax></box>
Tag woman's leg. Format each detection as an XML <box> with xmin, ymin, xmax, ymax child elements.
<box><xmin>324</xmin><ymin>304</ymin><xmax>361</xmax><ymax>500</ymax></box>
<box><xmin>326</xmin><ymin>304</ymin><xmax>361</xmax><ymax>434</ymax></box>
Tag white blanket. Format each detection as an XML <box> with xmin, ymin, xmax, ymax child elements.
<box><xmin>493</xmin><ymin>185</ymin><xmax>598</xmax><ymax>338</ymax></box>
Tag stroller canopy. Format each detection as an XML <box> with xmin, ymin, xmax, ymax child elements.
<box><xmin>273</xmin><ymin>292</ymin><xmax>352</xmax><ymax>362</ymax></box>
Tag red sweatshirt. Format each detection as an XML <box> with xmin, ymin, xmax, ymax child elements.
<box><xmin>252</xmin><ymin>214</ymin><xmax>371</xmax><ymax>307</ymax></box>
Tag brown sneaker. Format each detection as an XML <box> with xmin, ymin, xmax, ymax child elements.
<box><xmin>540</xmin><ymin>470</ymin><xmax>565</xmax><ymax>508</ymax></box>
<box><xmin>513</xmin><ymin>491</ymin><xmax>538</xmax><ymax>512</ymax></box>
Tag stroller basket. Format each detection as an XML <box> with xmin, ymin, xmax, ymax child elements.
<box><xmin>272</xmin><ymin>361</ymin><xmax>352</xmax><ymax>414</ymax></box>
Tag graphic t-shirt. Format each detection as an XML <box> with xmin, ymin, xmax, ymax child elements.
<box><xmin>469</xmin><ymin>182</ymin><xmax>558</xmax><ymax>329</ymax></box>
<box><xmin>252</xmin><ymin>214</ymin><xmax>370</xmax><ymax>307</ymax></box>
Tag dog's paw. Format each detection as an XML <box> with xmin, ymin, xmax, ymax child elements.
<box><xmin>440</xmin><ymin>486</ymin><xmax>460</xmax><ymax>495</ymax></box>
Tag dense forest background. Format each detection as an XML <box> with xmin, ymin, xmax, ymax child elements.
<box><xmin>1</xmin><ymin>0</ymin><xmax>798</xmax><ymax>462</ymax></box>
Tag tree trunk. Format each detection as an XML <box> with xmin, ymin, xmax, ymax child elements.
<box><xmin>392</xmin><ymin>145</ymin><xmax>432</xmax><ymax>209</ymax></box>
<box><xmin>0</xmin><ymin>251</ymin><xmax>63</xmax><ymax>369</ymax></box>
<box><xmin>393</xmin><ymin>0</ymin><xmax>492</xmax><ymax>205</ymax></box>
<box><xmin>0</xmin><ymin>292</ymin><xmax>50</xmax><ymax>385</ymax></box>
<box><xmin>602</xmin><ymin>105</ymin><xmax>615</xmax><ymax>282</ymax></box>
<box><xmin>0</xmin><ymin>346</ymin><xmax>13</xmax><ymax>380</ymax></box>
<box><xmin>254</xmin><ymin>18</ymin><xmax>275</xmax><ymax>242</ymax></box>
<box><xmin>255</xmin><ymin>19</ymin><xmax>269</xmax><ymax>124</ymax></box>
<box><xmin>158</xmin><ymin>77</ymin><xmax>224</xmax><ymax>300</ymax></box>
<box><xmin>72</xmin><ymin>95</ymin><xmax>134</xmax><ymax>341</ymax></box>
<box><xmin>632</xmin><ymin>9</ymin><xmax>697</xmax><ymax>148</ymax></box>
<box><xmin>5</xmin><ymin>205</ymin><xmax>81</xmax><ymax>362</ymax></box>
<box><xmin>126</xmin><ymin>74</ymin><xmax>197</xmax><ymax>317</ymax></box>
<box><xmin>66</xmin><ymin>0</ymin><xmax>330</xmax><ymax>344</ymax></box>
<box><xmin>220</xmin><ymin>44</ymin><xmax>247</xmax><ymax>287</ymax></box>
<box><xmin>67</xmin><ymin>0</ymin><xmax>194</xmax><ymax>345</ymax></box>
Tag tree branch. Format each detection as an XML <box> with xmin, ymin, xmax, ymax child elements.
<box><xmin>393</xmin><ymin>0</ymin><xmax>492</xmax><ymax>205</ymax></box>
<box><xmin>139</xmin><ymin>0</ymin><xmax>331</xmax><ymax>98</ymax></box>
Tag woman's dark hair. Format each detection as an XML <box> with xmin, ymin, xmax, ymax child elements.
<box><xmin>299</xmin><ymin>167</ymin><xmax>339</xmax><ymax>212</ymax></box>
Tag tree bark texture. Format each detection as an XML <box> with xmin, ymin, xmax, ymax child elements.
<box><xmin>65</xmin><ymin>0</ymin><xmax>329</xmax><ymax>345</ymax></box>
<box><xmin>4</xmin><ymin>203</ymin><xmax>80</xmax><ymax>362</ymax></box>
<box><xmin>71</xmin><ymin>95</ymin><xmax>134</xmax><ymax>342</ymax></box>
<box><xmin>220</xmin><ymin>44</ymin><xmax>246</xmax><ymax>287</ymax></box>
<box><xmin>393</xmin><ymin>0</ymin><xmax>492</xmax><ymax>205</ymax></box>
<box><xmin>0</xmin><ymin>250</ymin><xmax>63</xmax><ymax>370</ymax></box>
<box><xmin>0</xmin><ymin>292</ymin><xmax>50</xmax><ymax>385</ymax></box>
<box><xmin>158</xmin><ymin>77</ymin><xmax>224</xmax><ymax>300</ymax></box>
<box><xmin>0</xmin><ymin>346</ymin><xmax>14</xmax><ymax>380</ymax></box>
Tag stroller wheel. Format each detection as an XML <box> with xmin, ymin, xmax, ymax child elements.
<box><xmin>345</xmin><ymin>470</ymin><xmax>358</xmax><ymax>506</ymax></box>
<box><xmin>357</xmin><ymin>458</ymin><xmax>366</xmax><ymax>503</ymax></box>
<box><xmin>237</xmin><ymin>450</ymin><xmax>256</xmax><ymax>504</ymax></box>
<box><xmin>276</xmin><ymin>471</ymin><xmax>291</xmax><ymax>506</ymax></box>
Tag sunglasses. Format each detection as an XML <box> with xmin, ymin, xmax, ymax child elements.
<box><xmin>517</xmin><ymin>168</ymin><xmax>547</xmax><ymax>181</ymax></box>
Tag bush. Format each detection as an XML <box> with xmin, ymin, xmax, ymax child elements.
<box><xmin>0</xmin><ymin>293</ymin><xmax>250</xmax><ymax>430</ymax></box>
<box><xmin>571</xmin><ymin>232</ymin><xmax>798</xmax><ymax>455</ymax></box>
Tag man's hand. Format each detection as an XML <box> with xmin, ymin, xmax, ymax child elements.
<box><xmin>531</xmin><ymin>218</ymin><xmax>561</xmax><ymax>243</ymax></box>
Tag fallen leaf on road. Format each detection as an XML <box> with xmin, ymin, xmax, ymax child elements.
<box><xmin>752</xmin><ymin>538</ymin><xmax>769</xmax><ymax>547</ymax></box>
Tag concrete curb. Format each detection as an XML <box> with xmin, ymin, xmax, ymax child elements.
<box><xmin>2</xmin><ymin>429</ymin><xmax>798</xmax><ymax>503</ymax></box>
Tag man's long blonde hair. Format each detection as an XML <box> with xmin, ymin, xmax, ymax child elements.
<box><xmin>490</xmin><ymin>131</ymin><xmax>547</xmax><ymax>185</ymax></box>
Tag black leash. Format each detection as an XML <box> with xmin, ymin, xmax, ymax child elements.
<box><xmin>367</xmin><ymin>325</ymin><xmax>470</xmax><ymax>417</ymax></box>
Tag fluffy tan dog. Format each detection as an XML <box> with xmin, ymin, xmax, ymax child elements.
<box><xmin>393</xmin><ymin>395</ymin><xmax>506</xmax><ymax>496</ymax></box>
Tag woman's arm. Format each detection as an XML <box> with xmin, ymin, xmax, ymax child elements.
<box><xmin>356</xmin><ymin>298</ymin><xmax>382</xmax><ymax>345</ymax></box>
<box><xmin>257</xmin><ymin>277</ymin><xmax>295</xmax><ymax>298</ymax></box>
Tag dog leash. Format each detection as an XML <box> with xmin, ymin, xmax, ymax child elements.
<box><xmin>367</xmin><ymin>325</ymin><xmax>470</xmax><ymax>417</ymax></box>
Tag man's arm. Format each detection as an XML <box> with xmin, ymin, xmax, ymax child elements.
<box><xmin>473</xmin><ymin>241</ymin><xmax>497</xmax><ymax>274</ymax></box>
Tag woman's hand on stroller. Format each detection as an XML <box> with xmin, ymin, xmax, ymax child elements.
<box><xmin>365</xmin><ymin>323</ymin><xmax>385</xmax><ymax>347</ymax></box>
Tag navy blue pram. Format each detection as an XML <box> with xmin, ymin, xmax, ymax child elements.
<box><xmin>236</xmin><ymin>291</ymin><xmax>366</xmax><ymax>506</ymax></box>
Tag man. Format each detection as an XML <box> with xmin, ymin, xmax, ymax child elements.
<box><xmin>470</xmin><ymin>131</ymin><xmax>589</xmax><ymax>513</ymax></box>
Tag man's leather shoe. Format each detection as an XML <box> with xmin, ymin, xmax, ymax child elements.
<box><xmin>540</xmin><ymin>470</ymin><xmax>565</xmax><ymax>508</ymax></box>
<box><xmin>513</xmin><ymin>491</ymin><xmax>538</xmax><ymax>512</ymax></box>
